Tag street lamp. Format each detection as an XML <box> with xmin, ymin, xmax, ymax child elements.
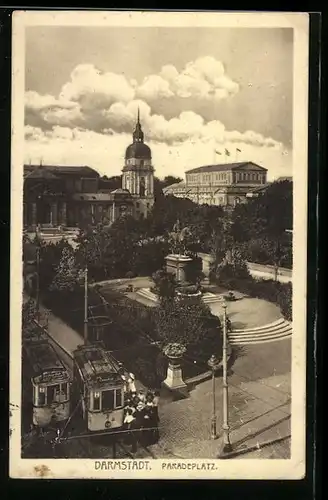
<box><xmin>222</xmin><ymin>302</ymin><xmax>232</xmax><ymax>453</ymax></box>
<box><xmin>207</xmin><ymin>354</ymin><xmax>220</xmax><ymax>440</ymax></box>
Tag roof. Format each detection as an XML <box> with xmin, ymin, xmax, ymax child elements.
<box><xmin>72</xmin><ymin>190</ymin><xmax>133</xmax><ymax>201</ymax></box>
<box><xmin>163</xmin><ymin>181</ymin><xmax>186</xmax><ymax>191</ymax></box>
<box><xmin>72</xmin><ymin>193</ymin><xmax>115</xmax><ymax>201</ymax></box>
<box><xmin>24</xmin><ymin>164</ymin><xmax>99</xmax><ymax>178</ymax></box>
<box><xmin>23</xmin><ymin>337</ymin><xmax>70</xmax><ymax>384</ymax></box>
<box><xmin>276</xmin><ymin>176</ymin><xmax>293</xmax><ymax>182</ymax></box>
<box><xmin>185</xmin><ymin>162</ymin><xmax>267</xmax><ymax>174</ymax></box>
<box><xmin>247</xmin><ymin>183</ymin><xmax>271</xmax><ymax>193</ymax></box>
<box><xmin>73</xmin><ymin>344</ymin><xmax>124</xmax><ymax>389</ymax></box>
<box><xmin>110</xmin><ymin>188</ymin><xmax>131</xmax><ymax>195</ymax></box>
<box><xmin>24</xmin><ymin>168</ymin><xmax>59</xmax><ymax>180</ymax></box>
<box><xmin>125</xmin><ymin>142</ymin><xmax>151</xmax><ymax>160</ymax></box>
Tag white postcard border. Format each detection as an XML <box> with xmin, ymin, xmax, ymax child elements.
<box><xmin>10</xmin><ymin>10</ymin><xmax>309</xmax><ymax>479</ymax></box>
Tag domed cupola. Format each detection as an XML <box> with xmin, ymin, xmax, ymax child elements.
<box><xmin>125</xmin><ymin>108</ymin><xmax>152</xmax><ymax>161</ymax></box>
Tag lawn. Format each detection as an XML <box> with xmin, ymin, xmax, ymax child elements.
<box><xmin>208</xmin><ymin>297</ymin><xmax>282</xmax><ymax>329</ymax></box>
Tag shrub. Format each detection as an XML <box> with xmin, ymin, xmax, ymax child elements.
<box><xmin>125</xmin><ymin>271</ymin><xmax>136</xmax><ymax>279</ymax></box>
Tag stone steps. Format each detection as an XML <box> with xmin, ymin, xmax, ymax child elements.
<box><xmin>228</xmin><ymin>319</ymin><xmax>292</xmax><ymax>345</ymax></box>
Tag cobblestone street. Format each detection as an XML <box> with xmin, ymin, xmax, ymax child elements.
<box><xmin>150</xmin><ymin>339</ymin><xmax>291</xmax><ymax>459</ymax></box>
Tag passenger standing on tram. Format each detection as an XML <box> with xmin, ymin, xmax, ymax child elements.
<box><xmin>138</xmin><ymin>389</ymin><xmax>146</xmax><ymax>403</ymax></box>
<box><xmin>127</xmin><ymin>373</ymin><xmax>137</xmax><ymax>396</ymax></box>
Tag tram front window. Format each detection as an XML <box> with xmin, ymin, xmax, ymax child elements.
<box><xmin>47</xmin><ymin>384</ymin><xmax>60</xmax><ymax>404</ymax></box>
<box><xmin>102</xmin><ymin>390</ymin><xmax>114</xmax><ymax>411</ymax></box>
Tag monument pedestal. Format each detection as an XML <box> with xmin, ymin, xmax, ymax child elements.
<box><xmin>163</xmin><ymin>356</ymin><xmax>187</xmax><ymax>391</ymax></box>
<box><xmin>165</xmin><ymin>254</ymin><xmax>193</xmax><ymax>283</ymax></box>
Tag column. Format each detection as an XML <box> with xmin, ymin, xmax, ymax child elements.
<box><xmin>32</xmin><ymin>202</ymin><xmax>37</xmax><ymax>226</ymax></box>
<box><xmin>51</xmin><ymin>203</ymin><xmax>58</xmax><ymax>226</ymax></box>
<box><xmin>150</xmin><ymin>175</ymin><xmax>154</xmax><ymax>196</ymax></box>
<box><xmin>61</xmin><ymin>202</ymin><xmax>67</xmax><ymax>226</ymax></box>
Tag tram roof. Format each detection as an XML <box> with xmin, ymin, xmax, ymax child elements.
<box><xmin>73</xmin><ymin>344</ymin><xmax>124</xmax><ymax>389</ymax></box>
<box><xmin>23</xmin><ymin>337</ymin><xmax>70</xmax><ymax>384</ymax></box>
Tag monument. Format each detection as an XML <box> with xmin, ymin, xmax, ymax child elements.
<box><xmin>165</xmin><ymin>220</ymin><xmax>193</xmax><ymax>284</ymax></box>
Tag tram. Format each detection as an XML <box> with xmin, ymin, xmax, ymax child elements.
<box><xmin>72</xmin><ymin>343</ymin><xmax>126</xmax><ymax>433</ymax></box>
<box><xmin>23</xmin><ymin>331</ymin><xmax>71</xmax><ymax>429</ymax></box>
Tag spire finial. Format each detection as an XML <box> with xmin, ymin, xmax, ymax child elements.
<box><xmin>137</xmin><ymin>107</ymin><xmax>140</xmax><ymax>124</ymax></box>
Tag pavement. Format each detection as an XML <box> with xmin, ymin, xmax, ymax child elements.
<box><xmin>148</xmin><ymin>339</ymin><xmax>291</xmax><ymax>459</ymax></box>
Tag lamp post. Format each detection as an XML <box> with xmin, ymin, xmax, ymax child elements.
<box><xmin>222</xmin><ymin>302</ymin><xmax>232</xmax><ymax>453</ymax></box>
<box><xmin>35</xmin><ymin>244</ymin><xmax>40</xmax><ymax>323</ymax></box>
<box><xmin>207</xmin><ymin>354</ymin><xmax>220</xmax><ymax>440</ymax></box>
<box><xmin>83</xmin><ymin>265</ymin><xmax>88</xmax><ymax>345</ymax></box>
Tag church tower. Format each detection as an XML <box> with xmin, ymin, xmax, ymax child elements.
<box><xmin>122</xmin><ymin>109</ymin><xmax>155</xmax><ymax>218</ymax></box>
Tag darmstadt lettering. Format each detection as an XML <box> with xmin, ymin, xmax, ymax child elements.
<box><xmin>95</xmin><ymin>460</ymin><xmax>151</xmax><ymax>471</ymax></box>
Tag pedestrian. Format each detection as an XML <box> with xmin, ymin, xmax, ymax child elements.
<box><xmin>123</xmin><ymin>408</ymin><xmax>136</xmax><ymax>449</ymax></box>
<box><xmin>138</xmin><ymin>390</ymin><xmax>146</xmax><ymax>403</ymax></box>
<box><xmin>134</xmin><ymin>400</ymin><xmax>145</xmax><ymax>445</ymax></box>
<box><xmin>153</xmin><ymin>390</ymin><xmax>160</xmax><ymax>422</ymax></box>
<box><xmin>141</xmin><ymin>404</ymin><xmax>153</xmax><ymax>446</ymax></box>
<box><xmin>127</xmin><ymin>373</ymin><xmax>137</xmax><ymax>395</ymax></box>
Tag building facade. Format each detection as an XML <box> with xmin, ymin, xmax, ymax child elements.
<box><xmin>163</xmin><ymin>162</ymin><xmax>268</xmax><ymax>207</ymax></box>
<box><xmin>23</xmin><ymin>113</ymin><xmax>155</xmax><ymax>230</ymax></box>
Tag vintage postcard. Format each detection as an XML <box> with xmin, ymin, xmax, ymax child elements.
<box><xmin>10</xmin><ymin>10</ymin><xmax>309</xmax><ymax>479</ymax></box>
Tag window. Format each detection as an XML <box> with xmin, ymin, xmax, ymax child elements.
<box><xmin>139</xmin><ymin>177</ymin><xmax>146</xmax><ymax>197</ymax></box>
<box><xmin>115</xmin><ymin>389</ymin><xmax>124</xmax><ymax>408</ymax></box>
<box><xmin>102</xmin><ymin>390</ymin><xmax>114</xmax><ymax>411</ymax></box>
<box><xmin>38</xmin><ymin>386</ymin><xmax>46</xmax><ymax>406</ymax></box>
<box><xmin>93</xmin><ymin>391</ymin><xmax>101</xmax><ymax>410</ymax></box>
<box><xmin>140</xmin><ymin>160</ymin><xmax>144</xmax><ymax>167</ymax></box>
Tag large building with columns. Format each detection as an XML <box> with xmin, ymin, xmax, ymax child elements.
<box><xmin>163</xmin><ymin>161</ymin><xmax>268</xmax><ymax>207</ymax></box>
<box><xmin>23</xmin><ymin>113</ymin><xmax>155</xmax><ymax>229</ymax></box>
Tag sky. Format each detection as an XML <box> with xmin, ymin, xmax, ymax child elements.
<box><xmin>24</xmin><ymin>26</ymin><xmax>293</xmax><ymax>180</ymax></box>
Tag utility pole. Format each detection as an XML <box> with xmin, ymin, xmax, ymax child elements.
<box><xmin>222</xmin><ymin>302</ymin><xmax>232</xmax><ymax>453</ymax></box>
<box><xmin>84</xmin><ymin>266</ymin><xmax>88</xmax><ymax>345</ymax></box>
<box><xmin>35</xmin><ymin>245</ymin><xmax>40</xmax><ymax>323</ymax></box>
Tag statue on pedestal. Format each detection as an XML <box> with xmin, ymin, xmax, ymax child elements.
<box><xmin>168</xmin><ymin>219</ymin><xmax>192</xmax><ymax>256</ymax></box>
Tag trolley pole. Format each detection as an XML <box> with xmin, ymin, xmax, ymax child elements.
<box><xmin>84</xmin><ymin>266</ymin><xmax>88</xmax><ymax>345</ymax></box>
<box><xmin>222</xmin><ymin>302</ymin><xmax>232</xmax><ymax>453</ymax></box>
<box><xmin>36</xmin><ymin>245</ymin><xmax>40</xmax><ymax>323</ymax></box>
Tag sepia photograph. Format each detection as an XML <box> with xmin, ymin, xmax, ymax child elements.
<box><xmin>10</xmin><ymin>10</ymin><xmax>309</xmax><ymax>479</ymax></box>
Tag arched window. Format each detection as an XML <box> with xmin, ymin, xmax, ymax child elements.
<box><xmin>139</xmin><ymin>177</ymin><xmax>146</xmax><ymax>197</ymax></box>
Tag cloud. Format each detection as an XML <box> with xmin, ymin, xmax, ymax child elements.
<box><xmin>60</xmin><ymin>64</ymin><xmax>135</xmax><ymax>106</ymax></box>
<box><xmin>25</xmin><ymin>90</ymin><xmax>84</xmax><ymax>129</ymax></box>
<box><xmin>137</xmin><ymin>75</ymin><xmax>174</xmax><ymax>100</ymax></box>
<box><xmin>24</xmin><ymin>124</ymin><xmax>290</xmax><ymax>182</ymax></box>
<box><xmin>159</xmin><ymin>57</ymin><xmax>239</xmax><ymax>100</ymax></box>
<box><xmin>24</xmin><ymin>56</ymin><xmax>288</xmax><ymax>180</ymax></box>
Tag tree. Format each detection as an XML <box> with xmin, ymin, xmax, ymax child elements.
<box><xmin>214</xmin><ymin>247</ymin><xmax>250</xmax><ymax>286</ymax></box>
<box><xmin>152</xmin><ymin>269</ymin><xmax>177</xmax><ymax>303</ymax></box>
<box><xmin>154</xmin><ymin>299</ymin><xmax>222</xmax><ymax>362</ymax></box>
<box><xmin>50</xmin><ymin>246</ymin><xmax>84</xmax><ymax>292</ymax></box>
